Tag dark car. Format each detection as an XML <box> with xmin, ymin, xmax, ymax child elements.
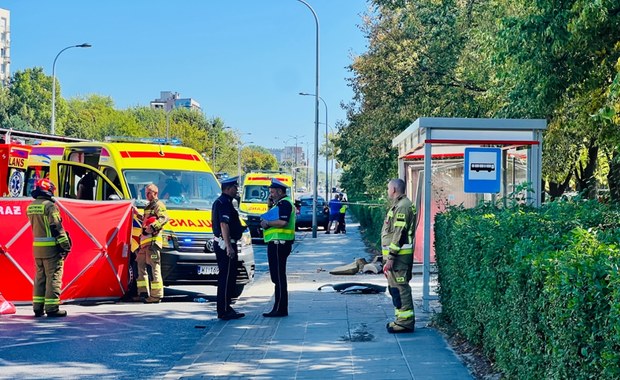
<box><xmin>295</xmin><ymin>195</ymin><xmax>329</xmax><ymax>230</ymax></box>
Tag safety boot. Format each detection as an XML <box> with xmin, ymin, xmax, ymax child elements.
<box><xmin>46</xmin><ymin>310</ymin><xmax>68</xmax><ymax>318</ymax></box>
<box><xmin>144</xmin><ymin>296</ymin><xmax>161</xmax><ymax>304</ymax></box>
<box><xmin>33</xmin><ymin>310</ymin><xmax>45</xmax><ymax>317</ymax></box>
<box><xmin>386</xmin><ymin>321</ymin><xmax>414</xmax><ymax>334</ymax></box>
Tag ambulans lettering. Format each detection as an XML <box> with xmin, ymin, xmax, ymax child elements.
<box><xmin>9</xmin><ymin>157</ymin><xmax>25</xmax><ymax>168</ymax></box>
<box><xmin>0</xmin><ymin>205</ymin><xmax>22</xmax><ymax>215</ymax></box>
<box><xmin>168</xmin><ymin>218</ymin><xmax>212</xmax><ymax>228</ymax></box>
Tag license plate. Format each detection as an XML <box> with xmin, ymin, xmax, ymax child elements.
<box><xmin>197</xmin><ymin>265</ymin><xmax>219</xmax><ymax>275</ymax></box>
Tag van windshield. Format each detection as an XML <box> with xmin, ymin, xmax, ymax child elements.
<box><xmin>124</xmin><ymin>169</ymin><xmax>221</xmax><ymax>210</ymax></box>
<box><xmin>243</xmin><ymin>185</ymin><xmax>270</xmax><ymax>203</ymax></box>
<box><xmin>242</xmin><ymin>185</ymin><xmax>292</xmax><ymax>203</ymax></box>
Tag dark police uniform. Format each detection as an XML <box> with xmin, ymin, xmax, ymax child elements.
<box><xmin>212</xmin><ymin>179</ymin><xmax>244</xmax><ymax>318</ymax></box>
<box><xmin>262</xmin><ymin>178</ymin><xmax>295</xmax><ymax>317</ymax></box>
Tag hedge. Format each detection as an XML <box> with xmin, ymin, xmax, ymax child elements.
<box><xmin>435</xmin><ymin>200</ymin><xmax>620</xmax><ymax>379</ymax></box>
<box><xmin>348</xmin><ymin>202</ymin><xmax>386</xmax><ymax>253</ymax></box>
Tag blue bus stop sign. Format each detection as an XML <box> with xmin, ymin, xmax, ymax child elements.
<box><xmin>464</xmin><ymin>147</ymin><xmax>501</xmax><ymax>193</ymax></box>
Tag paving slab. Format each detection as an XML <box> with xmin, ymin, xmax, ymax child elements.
<box><xmin>165</xmin><ymin>216</ymin><xmax>473</xmax><ymax>380</ymax></box>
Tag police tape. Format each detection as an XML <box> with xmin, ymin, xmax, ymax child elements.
<box><xmin>341</xmin><ymin>201</ymin><xmax>385</xmax><ymax>208</ymax></box>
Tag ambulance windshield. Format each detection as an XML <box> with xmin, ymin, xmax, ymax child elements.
<box><xmin>242</xmin><ymin>185</ymin><xmax>270</xmax><ymax>203</ymax></box>
<box><xmin>124</xmin><ymin>169</ymin><xmax>221</xmax><ymax>210</ymax></box>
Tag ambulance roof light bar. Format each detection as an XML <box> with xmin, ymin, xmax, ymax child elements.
<box><xmin>104</xmin><ymin>136</ymin><xmax>183</xmax><ymax>146</ymax></box>
<box><xmin>0</xmin><ymin>128</ymin><xmax>90</xmax><ymax>144</ymax></box>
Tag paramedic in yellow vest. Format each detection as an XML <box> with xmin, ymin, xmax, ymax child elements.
<box><xmin>132</xmin><ymin>183</ymin><xmax>169</xmax><ymax>303</ymax></box>
<box><xmin>382</xmin><ymin>178</ymin><xmax>416</xmax><ymax>333</ymax></box>
<box><xmin>27</xmin><ymin>178</ymin><xmax>72</xmax><ymax>317</ymax></box>
<box><xmin>260</xmin><ymin>178</ymin><xmax>295</xmax><ymax>317</ymax></box>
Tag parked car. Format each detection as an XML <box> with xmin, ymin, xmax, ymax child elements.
<box><xmin>295</xmin><ymin>194</ymin><xmax>329</xmax><ymax>230</ymax></box>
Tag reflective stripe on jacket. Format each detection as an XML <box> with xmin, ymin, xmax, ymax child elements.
<box><xmin>264</xmin><ymin>196</ymin><xmax>295</xmax><ymax>242</ymax></box>
<box><xmin>140</xmin><ymin>199</ymin><xmax>169</xmax><ymax>248</ymax></box>
<box><xmin>27</xmin><ymin>197</ymin><xmax>71</xmax><ymax>259</ymax></box>
<box><xmin>380</xmin><ymin>194</ymin><xmax>416</xmax><ymax>256</ymax></box>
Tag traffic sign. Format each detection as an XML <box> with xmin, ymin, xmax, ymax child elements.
<box><xmin>464</xmin><ymin>147</ymin><xmax>501</xmax><ymax>193</ymax></box>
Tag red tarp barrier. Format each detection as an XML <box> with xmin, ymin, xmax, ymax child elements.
<box><xmin>0</xmin><ymin>198</ymin><xmax>133</xmax><ymax>303</ymax></box>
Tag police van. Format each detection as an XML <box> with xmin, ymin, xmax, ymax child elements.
<box><xmin>42</xmin><ymin>137</ymin><xmax>254</xmax><ymax>297</ymax></box>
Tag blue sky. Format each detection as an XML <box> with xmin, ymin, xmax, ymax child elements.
<box><xmin>3</xmin><ymin>0</ymin><xmax>370</xmax><ymax>158</ymax></box>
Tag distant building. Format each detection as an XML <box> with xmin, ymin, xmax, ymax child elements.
<box><xmin>150</xmin><ymin>91</ymin><xmax>201</xmax><ymax>112</ymax></box>
<box><xmin>0</xmin><ymin>8</ymin><xmax>10</xmax><ymax>87</ymax></box>
<box><xmin>269</xmin><ymin>148</ymin><xmax>283</xmax><ymax>162</ymax></box>
<box><xmin>282</xmin><ymin>145</ymin><xmax>305</xmax><ymax>166</ymax></box>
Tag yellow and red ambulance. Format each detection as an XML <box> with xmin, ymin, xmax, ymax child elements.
<box><xmin>238</xmin><ymin>171</ymin><xmax>294</xmax><ymax>238</ymax></box>
<box><xmin>46</xmin><ymin>138</ymin><xmax>254</xmax><ymax>296</ymax></box>
<box><xmin>0</xmin><ymin>142</ymin><xmax>31</xmax><ymax>197</ymax></box>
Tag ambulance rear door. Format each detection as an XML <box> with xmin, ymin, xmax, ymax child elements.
<box><xmin>49</xmin><ymin>160</ymin><xmax>124</xmax><ymax>200</ymax></box>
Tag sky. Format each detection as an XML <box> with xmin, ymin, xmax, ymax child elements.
<box><xmin>2</xmin><ymin>0</ymin><xmax>370</xmax><ymax>169</ymax></box>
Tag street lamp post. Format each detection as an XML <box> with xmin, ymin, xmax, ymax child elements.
<box><xmin>284</xmin><ymin>135</ymin><xmax>304</xmax><ymax>192</ymax></box>
<box><xmin>51</xmin><ymin>43</ymin><xmax>91</xmax><ymax>135</ymax></box>
<box><xmin>299</xmin><ymin>92</ymin><xmax>328</xmax><ymax>199</ymax></box>
<box><xmin>296</xmin><ymin>0</ymin><xmax>320</xmax><ymax>238</ymax></box>
<box><xmin>237</xmin><ymin>132</ymin><xmax>252</xmax><ymax>178</ymax></box>
<box><xmin>212</xmin><ymin>125</ymin><xmax>231</xmax><ymax>167</ymax></box>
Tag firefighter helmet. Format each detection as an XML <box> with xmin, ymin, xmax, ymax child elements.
<box><xmin>34</xmin><ymin>178</ymin><xmax>56</xmax><ymax>195</ymax></box>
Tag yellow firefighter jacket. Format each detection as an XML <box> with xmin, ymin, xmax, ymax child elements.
<box><xmin>27</xmin><ymin>196</ymin><xmax>72</xmax><ymax>259</ymax></box>
<box><xmin>381</xmin><ymin>194</ymin><xmax>416</xmax><ymax>257</ymax></box>
<box><xmin>139</xmin><ymin>198</ymin><xmax>169</xmax><ymax>248</ymax></box>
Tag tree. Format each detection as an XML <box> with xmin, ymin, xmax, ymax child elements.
<box><xmin>6</xmin><ymin>67</ymin><xmax>54</xmax><ymax>133</ymax></box>
<box><xmin>241</xmin><ymin>145</ymin><xmax>278</xmax><ymax>173</ymax></box>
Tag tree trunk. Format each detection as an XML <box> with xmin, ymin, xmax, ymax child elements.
<box><xmin>607</xmin><ymin>151</ymin><xmax>620</xmax><ymax>203</ymax></box>
<box><xmin>546</xmin><ymin>171</ymin><xmax>573</xmax><ymax>200</ymax></box>
<box><xmin>574</xmin><ymin>144</ymin><xmax>599</xmax><ymax>199</ymax></box>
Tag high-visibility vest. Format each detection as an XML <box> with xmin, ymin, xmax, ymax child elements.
<box><xmin>264</xmin><ymin>197</ymin><xmax>295</xmax><ymax>242</ymax></box>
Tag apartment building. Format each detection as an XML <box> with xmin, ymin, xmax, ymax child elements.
<box><xmin>0</xmin><ymin>8</ymin><xmax>10</xmax><ymax>87</ymax></box>
<box><xmin>150</xmin><ymin>91</ymin><xmax>201</xmax><ymax>112</ymax></box>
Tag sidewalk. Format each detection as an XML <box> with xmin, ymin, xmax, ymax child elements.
<box><xmin>165</xmin><ymin>218</ymin><xmax>473</xmax><ymax>380</ymax></box>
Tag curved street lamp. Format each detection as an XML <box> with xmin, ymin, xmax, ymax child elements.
<box><xmin>237</xmin><ymin>132</ymin><xmax>252</xmax><ymax>178</ymax></box>
<box><xmin>299</xmin><ymin>92</ymin><xmax>328</xmax><ymax>199</ymax></box>
<box><xmin>296</xmin><ymin>0</ymin><xmax>320</xmax><ymax>238</ymax></box>
<box><xmin>51</xmin><ymin>43</ymin><xmax>92</xmax><ymax>135</ymax></box>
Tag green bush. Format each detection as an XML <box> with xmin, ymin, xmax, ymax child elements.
<box><xmin>349</xmin><ymin>202</ymin><xmax>386</xmax><ymax>252</ymax></box>
<box><xmin>435</xmin><ymin>200</ymin><xmax>620</xmax><ymax>379</ymax></box>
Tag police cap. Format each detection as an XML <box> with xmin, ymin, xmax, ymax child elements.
<box><xmin>220</xmin><ymin>178</ymin><xmax>239</xmax><ymax>189</ymax></box>
<box><xmin>268</xmin><ymin>178</ymin><xmax>288</xmax><ymax>190</ymax></box>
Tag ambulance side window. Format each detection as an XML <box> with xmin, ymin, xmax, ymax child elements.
<box><xmin>102</xmin><ymin>167</ymin><xmax>123</xmax><ymax>200</ymax></box>
<box><xmin>57</xmin><ymin>164</ymin><xmax>79</xmax><ymax>198</ymax></box>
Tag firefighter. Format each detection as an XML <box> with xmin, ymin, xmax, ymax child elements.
<box><xmin>211</xmin><ymin>178</ymin><xmax>245</xmax><ymax>320</ymax></box>
<box><xmin>27</xmin><ymin>178</ymin><xmax>72</xmax><ymax>317</ymax></box>
<box><xmin>132</xmin><ymin>183</ymin><xmax>169</xmax><ymax>303</ymax></box>
<box><xmin>382</xmin><ymin>178</ymin><xmax>417</xmax><ymax>333</ymax></box>
<box><xmin>260</xmin><ymin>178</ymin><xmax>295</xmax><ymax>317</ymax></box>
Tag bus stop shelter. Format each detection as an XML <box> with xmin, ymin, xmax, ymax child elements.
<box><xmin>392</xmin><ymin>117</ymin><xmax>547</xmax><ymax>311</ymax></box>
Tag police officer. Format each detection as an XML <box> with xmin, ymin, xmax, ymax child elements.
<box><xmin>260</xmin><ymin>178</ymin><xmax>295</xmax><ymax>317</ymax></box>
<box><xmin>212</xmin><ymin>178</ymin><xmax>245</xmax><ymax>320</ymax></box>
<box><xmin>132</xmin><ymin>183</ymin><xmax>169</xmax><ymax>303</ymax></box>
<box><xmin>27</xmin><ymin>178</ymin><xmax>72</xmax><ymax>317</ymax></box>
<box><xmin>382</xmin><ymin>178</ymin><xmax>416</xmax><ymax>333</ymax></box>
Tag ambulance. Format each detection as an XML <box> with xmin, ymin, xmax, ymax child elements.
<box><xmin>0</xmin><ymin>142</ymin><xmax>31</xmax><ymax>197</ymax></box>
<box><xmin>45</xmin><ymin>137</ymin><xmax>255</xmax><ymax>297</ymax></box>
<box><xmin>238</xmin><ymin>171</ymin><xmax>294</xmax><ymax>238</ymax></box>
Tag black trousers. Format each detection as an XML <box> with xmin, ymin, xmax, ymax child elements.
<box><xmin>267</xmin><ymin>241</ymin><xmax>292</xmax><ymax>313</ymax></box>
<box><xmin>214</xmin><ymin>244</ymin><xmax>238</xmax><ymax>317</ymax></box>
